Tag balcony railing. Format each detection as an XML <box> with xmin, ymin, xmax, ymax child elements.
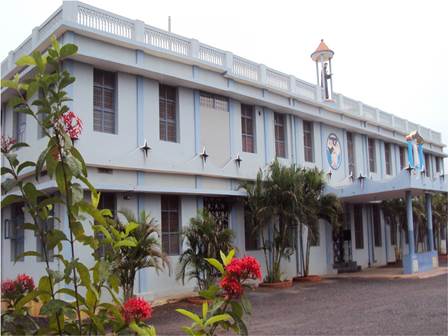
<box><xmin>1</xmin><ymin>0</ymin><xmax>444</xmax><ymax>146</ymax></box>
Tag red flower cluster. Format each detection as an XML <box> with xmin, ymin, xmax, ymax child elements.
<box><xmin>1</xmin><ymin>274</ymin><xmax>35</xmax><ymax>299</ymax></box>
<box><xmin>122</xmin><ymin>297</ymin><xmax>152</xmax><ymax>323</ymax></box>
<box><xmin>220</xmin><ymin>256</ymin><xmax>262</xmax><ymax>299</ymax></box>
<box><xmin>1</xmin><ymin>135</ymin><xmax>16</xmax><ymax>153</ymax></box>
<box><xmin>16</xmin><ymin>274</ymin><xmax>35</xmax><ymax>292</ymax></box>
<box><xmin>61</xmin><ymin>111</ymin><xmax>83</xmax><ymax>140</ymax></box>
<box><xmin>225</xmin><ymin>256</ymin><xmax>262</xmax><ymax>281</ymax></box>
<box><xmin>219</xmin><ymin>276</ymin><xmax>243</xmax><ymax>298</ymax></box>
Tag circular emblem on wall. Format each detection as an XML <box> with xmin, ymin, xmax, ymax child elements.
<box><xmin>326</xmin><ymin>133</ymin><xmax>342</xmax><ymax>170</ymax></box>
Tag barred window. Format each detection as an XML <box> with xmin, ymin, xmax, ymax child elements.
<box><xmin>241</xmin><ymin>104</ymin><xmax>255</xmax><ymax>153</ymax></box>
<box><xmin>11</xmin><ymin>203</ymin><xmax>25</xmax><ymax>262</ymax></box>
<box><xmin>368</xmin><ymin>138</ymin><xmax>376</xmax><ymax>173</ymax></box>
<box><xmin>13</xmin><ymin>107</ymin><xmax>26</xmax><ymax>143</ymax></box>
<box><xmin>399</xmin><ymin>146</ymin><xmax>406</xmax><ymax>170</ymax></box>
<box><xmin>199</xmin><ymin>92</ymin><xmax>228</xmax><ymax>111</ymax></box>
<box><xmin>244</xmin><ymin>206</ymin><xmax>259</xmax><ymax>250</ymax></box>
<box><xmin>373</xmin><ymin>205</ymin><xmax>382</xmax><ymax>247</ymax></box>
<box><xmin>162</xmin><ymin>195</ymin><xmax>180</xmax><ymax>255</ymax></box>
<box><xmin>303</xmin><ymin>121</ymin><xmax>314</xmax><ymax>162</ymax></box>
<box><xmin>385</xmin><ymin>143</ymin><xmax>392</xmax><ymax>175</ymax></box>
<box><xmin>354</xmin><ymin>205</ymin><xmax>364</xmax><ymax>249</ymax></box>
<box><xmin>159</xmin><ymin>84</ymin><xmax>177</xmax><ymax>142</ymax></box>
<box><xmin>347</xmin><ymin>132</ymin><xmax>356</xmax><ymax>176</ymax></box>
<box><xmin>274</xmin><ymin>113</ymin><xmax>286</xmax><ymax>158</ymax></box>
<box><xmin>94</xmin><ymin>69</ymin><xmax>116</xmax><ymax>134</ymax></box>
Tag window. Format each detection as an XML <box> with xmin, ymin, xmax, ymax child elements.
<box><xmin>241</xmin><ymin>104</ymin><xmax>255</xmax><ymax>153</ymax></box>
<box><xmin>274</xmin><ymin>113</ymin><xmax>286</xmax><ymax>158</ymax></box>
<box><xmin>96</xmin><ymin>193</ymin><xmax>116</xmax><ymax>258</ymax></box>
<box><xmin>161</xmin><ymin>195</ymin><xmax>180</xmax><ymax>255</ymax></box>
<box><xmin>399</xmin><ymin>146</ymin><xmax>406</xmax><ymax>170</ymax></box>
<box><xmin>368</xmin><ymin>138</ymin><xmax>376</xmax><ymax>173</ymax></box>
<box><xmin>199</xmin><ymin>92</ymin><xmax>228</xmax><ymax>111</ymax></box>
<box><xmin>385</xmin><ymin>143</ymin><xmax>392</xmax><ymax>175</ymax></box>
<box><xmin>373</xmin><ymin>205</ymin><xmax>382</xmax><ymax>247</ymax></box>
<box><xmin>37</xmin><ymin>206</ymin><xmax>54</xmax><ymax>262</ymax></box>
<box><xmin>244</xmin><ymin>206</ymin><xmax>259</xmax><ymax>250</ymax></box>
<box><xmin>11</xmin><ymin>203</ymin><xmax>25</xmax><ymax>262</ymax></box>
<box><xmin>424</xmin><ymin>154</ymin><xmax>430</xmax><ymax>177</ymax></box>
<box><xmin>354</xmin><ymin>205</ymin><xmax>364</xmax><ymax>249</ymax></box>
<box><xmin>435</xmin><ymin>157</ymin><xmax>441</xmax><ymax>174</ymax></box>
<box><xmin>159</xmin><ymin>84</ymin><xmax>177</xmax><ymax>142</ymax></box>
<box><xmin>13</xmin><ymin>107</ymin><xmax>26</xmax><ymax>143</ymax></box>
<box><xmin>303</xmin><ymin>121</ymin><xmax>314</xmax><ymax>162</ymax></box>
<box><xmin>94</xmin><ymin>69</ymin><xmax>116</xmax><ymax>133</ymax></box>
<box><xmin>347</xmin><ymin>132</ymin><xmax>356</xmax><ymax>176</ymax></box>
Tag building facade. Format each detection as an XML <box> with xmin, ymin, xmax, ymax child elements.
<box><xmin>1</xmin><ymin>1</ymin><xmax>447</xmax><ymax>299</ymax></box>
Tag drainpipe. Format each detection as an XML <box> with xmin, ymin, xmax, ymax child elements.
<box><xmin>366</xmin><ymin>206</ymin><xmax>372</xmax><ymax>267</ymax></box>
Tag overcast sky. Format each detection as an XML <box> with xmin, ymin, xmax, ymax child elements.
<box><xmin>1</xmin><ymin>0</ymin><xmax>447</xmax><ymax>150</ymax></box>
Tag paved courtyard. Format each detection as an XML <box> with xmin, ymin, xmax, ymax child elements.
<box><xmin>150</xmin><ymin>273</ymin><xmax>448</xmax><ymax>335</ymax></box>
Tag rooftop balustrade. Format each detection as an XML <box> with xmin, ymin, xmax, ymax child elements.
<box><xmin>1</xmin><ymin>1</ymin><xmax>443</xmax><ymax>146</ymax></box>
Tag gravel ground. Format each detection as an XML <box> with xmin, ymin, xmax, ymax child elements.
<box><xmin>150</xmin><ymin>273</ymin><xmax>448</xmax><ymax>335</ymax></box>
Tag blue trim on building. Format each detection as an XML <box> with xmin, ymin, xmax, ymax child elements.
<box><xmin>229</xmin><ymin>99</ymin><xmax>236</xmax><ymax>155</ymax></box>
<box><xmin>342</xmin><ymin>129</ymin><xmax>348</xmax><ymax>176</ymax></box>
<box><xmin>379</xmin><ymin>140</ymin><xmax>385</xmax><ymax>178</ymax></box>
<box><xmin>136</xmin><ymin>50</ymin><xmax>144</xmax><ymax>65</ymax></box>
<box><xmin>193</xmin><ymin>90</ymin><xmax>200</xmax><ymax>154</ymax></box>
<box><xmin>263</xmin><ymin>108</ymin><xmax>270</xmax><ymax>164</ymax></box>
<box><xmin>319</xmin><ymin>123</ymin><xmax>324</xmax><ymax>168</ymax></box>
<box><xmin>192</xmin><ymin>65</ymin><xmax>199</xmax><ymax>79</ymax></box>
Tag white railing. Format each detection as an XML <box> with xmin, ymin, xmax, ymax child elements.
<box><xmin>363</xmin><ymin>104</ymin><xmax>377</xmax><ymax>121</ymax></box>
<box><xmin>343</xmin><ymin>97</ymin><xmax>360</xmax><ymax>115</ymax></box>
<box><xmin>39</xmin><ymin>9</ymin><xmax>63</xmax><ymax>39</ymax></box>
<box><xmin>378</xmin><ymin>110</ymin><xmax>392</xmax><ymax>125</ymax></box>
<box><xmin>77</xmin><ymin>5</ymin><xmax>134</xmax><ymax>39</ymax></box>
<box><xmin>266</xmin><ymin>69</ymin><xmax>289</xmax><ymax>91</ymax></box>
<box><xmin>1</xmin><ymin>0</ymin><xmax>444</xmax><ymax>146</ymax></box>
<box><xmin>394</xmin><ymin>117</ymin><xmax>407</xmax><ymax>131</ymax></box>
<box><xmin>420</xmin><ymin>126</ymin><xmax>430</xmax><ymax>140</ymax></box>
<box><xmin>232</xmin><ymin>56</ymin><xmax>259</xmax><ymax>81</ymax></box>
<box><xmin>295</xmin><ymin>80</ymin><xmax>315</xmax><ymax>100</ymax></box>
<box><xmin>144</xmin><ymin>28</ymin><xmax>191</xmax><ymax>57</ymax></box>
<box><xmin>198</xmin><ymin>45</ymin><xmax>225</xmax><ymax>66</ymax></box>
<box><xmin>407</xmin><ymin>121</ymin><xmax>418</xmax><ymax>132</ymax></box>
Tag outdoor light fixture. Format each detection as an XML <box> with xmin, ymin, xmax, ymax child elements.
<box><xmin>200</xmin><ymin>146</ymin><xmax>209</xmax><ymax>164</ymax></box>
<box><xmin>327</xmin><ymin>168</ymin><xmax>332</xmax><ymax>179</ymax></box>
<box><xmin>349</xmin><ymin>171</ymin><xmax>354</xmax><ymax>182</ymax></box>
<box><xmin>405</xmin><ymin>164</ymin><xmax>414</xmax><ymax>174</ymax></box>
<box><xmin>139</xmin><ymin>139</ymin><xmax>151</xmax><ymax>158</ymax></box>
<box><xmin>234</xmin><ymin>153</ymin><xmax>242</xmax><ymax>168</ymax></box>
<box><xmin>358</xmin><ymin>173</ymin><xmax>366</xmax><ymax>182</ymax></box>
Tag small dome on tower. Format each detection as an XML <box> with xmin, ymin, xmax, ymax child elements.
<box><xmin>311</xmin><ymin>39</ymin><xmax>334</xmax><ymax>62</ymax></box>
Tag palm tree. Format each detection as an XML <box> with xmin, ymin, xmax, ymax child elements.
<box><xmin>431</xmin><ymin>193</ymin><xmax>447</xmax><ymax>254</ymax></box>
<box><xmin>176</xmin><ymin>209</ymin><xmax>234</xmax><ymax>291</ymax></box>
<box><xmin>106</xmin><ymin>210</ymin><xmax>169</xmax><ymax>300</ymax></box>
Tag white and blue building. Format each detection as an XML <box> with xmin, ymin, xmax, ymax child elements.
<box><xmin>1</xmin><ymin>1</ymin><xmax>447</xmax><ymax>300</ymax></box>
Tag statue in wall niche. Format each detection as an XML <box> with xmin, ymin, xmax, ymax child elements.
<box><xmin>326</xmin><ymin>133</ymin><xmax>342</xmax><ymax>170</ymax></box>
<box><xmin>321</xmin><ymin>62</ymin><xmax>332</xmax><ymax>100</ymax></box>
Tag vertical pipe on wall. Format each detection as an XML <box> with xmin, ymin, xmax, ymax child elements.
<box><xmin>406</xmin><ymin>191</ymin><xmax>416</xmax><ymax>256</ymax></box>
<box><xmin>425</xmin><ymin>193</ymin><xmax>434</xmax><ymax>251</ymax></box>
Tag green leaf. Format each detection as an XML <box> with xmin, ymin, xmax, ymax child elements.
<box><xmin>202</xmin><ymin>301</ymin><xmax>208</xmax><ymax>320</ymax></box>
<box><xmin>17</xmin><ymin>161</ymin><xmax>36</xmax><ymax>174</ymax></box>
<box><xmin>40</xmin><ymin>299</ymin><xmax>66</xmax><ymax>315</ymax></box>
<box><xmin>32</xmin><ymin>50</ymin><xmax>45</xmax><ymax>72</ymax></box>
<box><xmin>85</xmin><ymin>288</ymin><xmax>97</xmax><ymax>310</ymax></box>
<box><xmin>60</xmin><ymin>44</ymin><xmax>78</xmax><ymax>58</ymax></box>
<box><xmin>9</xmin><ymin>142</ymin><xmax>29</xmax><ymax>151</ymax></box>
<box><xmin>71</xmin><ymin>183</ymin><xmax>84</xmax><ymax>204</ymax></box>
<box><xmin>15</xmin><ymin>290</ymin><xmax>43</xmax><ymax>311</ymax></box>
<box><xmin>93</xmin><ymin>260</ymin><xmax>110</xmax><ymax>283</ymax></box>
<box><xmin>220</xmin><ymin>251</ymin><xmax>227</xmax><ymax>265</ymax></box>
<box><xmin>113</xmin><ymin>238</ymin><xmax>137</xmax><ymax>249</ymax></box>
<box><xmin>70</xmin><ymin>146</ymin><xmax>87</xmax><ymax>176</ymax></box>
<box><xmin>65</xmin><ymin>155</ymin><xmax>82</xmax><ymax>177</ymax></box>
<box><xmin>176</xmin><ymin>309</ymin><xmax>203</xmax><ymax>325</ymax></box>
<box><xmin>55</xmin><ymin>163</ymin><xmax>67</xmax><ymax>194</ymax></box>
<box><xmin>47</xmin><ymin>229</ymin><xmax>68</xmax><ymax>249</ymax></box>
<box><xmin>1</xmin><ymin>167</ymin><xmax>14</xmax><ymax>176</ymax></box>
<box><xmin>14</xmin><ymin>250</ymin><xmax>41</xmax><ymax>261</ymax></box>
<box><xmin>1</xmin><ymin>194</ymin><xmax>23</xmax><ymax>208</ymax></box>
<box><xmin>199</xmin><ymin>284</ymin><xmax>220</xmax><ymax>300</ymax></box>
<box><xmin>75</xmin><ymin>261</ymin><xmax>91</xmax><ymax>286</ymax></box>
<box><xmin>2</xmin><ymin>178</ymin><xmax>17</xmax><ymax>193</ymax></box>
<box><xmin>36</xmin><ymin>145</ymin><xmax>51</xmax><ymax>180</ymax></box>
<box><xmin>125</xmin><ymin>222</ymin><xmax>139</xmax><ymax>236</ymax></box>
<box><xmin>204</xmin><ymin>313</ymin><xmax>232</xmax><ymax>327</ymax></box>
<box><xmin>205</xmin><ymin>258</ymin><xmax>224</xmax><ymax>274</ymax></box>
<box><xmin>15</xmin><ymin>55</ymin><xmax>36</xmax><ymax>66</ymax></box>
<box><xmin>129</xmin><ymin>321</ymin><xmax>152</xmax><ymax>336</ymax></box>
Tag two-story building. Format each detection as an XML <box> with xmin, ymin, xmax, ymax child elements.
<box><xmin>1</xmin><ymin>1</ymin><xmax>447</xmax><ymax>299</ymax></box>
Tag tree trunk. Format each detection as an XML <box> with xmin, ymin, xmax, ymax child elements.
<box><xmin>304</xmin><ymin>232</ymin><xmax>311</xmax><ymax>277</ymax></box>
<box><xmin>299</xmin><ymin>222</ymin><xmax>305</xmax><ymax>277</ymax></box>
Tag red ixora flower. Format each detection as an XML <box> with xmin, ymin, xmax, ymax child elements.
<box><xmin>225</xmin><ymin>256</ymin><xmax>262</xmax><ymax>281</ymax></box>
<box><xmin>122</xmin><ymin>297</ymin><xmax>152</xmax><ymax>323</ymax></box>
<box><xmin>15</xmin><ymin>274</ymin><xmax>35</xmax><ymax>292</ymax></box>
<box><xmin>1</xmin><ymin>279</ymin><xmax>16</xmax><ymax>296</ymax></box>
<box><xmin>220</xmin><ymin>276</ymin><xmax>244</xmax><ymax>298</ymax></box>
<box><xmin>1</xmin><ymin>135</ymin><xmax>16</xmax><ymax>153</ymax></box>
<box><xmin>61</xmin><ymin>111</ymin><xmax>83</xmax><ymax>140</ymax></box>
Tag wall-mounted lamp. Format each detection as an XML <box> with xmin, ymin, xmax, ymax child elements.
<box><xmin>234</xmin><ymin>153</ymin><xmax>242</xmax><ymax>168</ymax></box>
<box><xmin>200</xmin><ymin>146</ymin><xmax>209</xmax><ymax>164</ymax></box>
<box><xmin>139</xmin><ymin>139</ymin><xmax>152</xmax><ymax>158</ymax></box>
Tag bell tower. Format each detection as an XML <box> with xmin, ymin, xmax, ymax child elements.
<box><xmin>311</xmin><ymin>39</ymin><xmax>334</xmax><ymax>101</ymax></box>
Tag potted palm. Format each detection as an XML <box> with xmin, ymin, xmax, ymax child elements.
<box><xmin>177</xmin><ymin>209</ymin><xmax>234</xmax><ymax>303</ymax></box>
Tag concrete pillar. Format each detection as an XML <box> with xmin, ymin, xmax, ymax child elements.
<box><xmin>406</xmin><ymin>191</ymin><xmax>415</xmax><ymax>256</ymax></box>
<box><xmin>425</xmin><ymin>193</ymin><xmax>435</xmax><ymax>251</ymax></box>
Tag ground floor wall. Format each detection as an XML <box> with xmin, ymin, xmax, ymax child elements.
<box><xmin>2</xmin><ymin>191</ymin><xmax>441</xmax><ymax>300</ymax></box>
